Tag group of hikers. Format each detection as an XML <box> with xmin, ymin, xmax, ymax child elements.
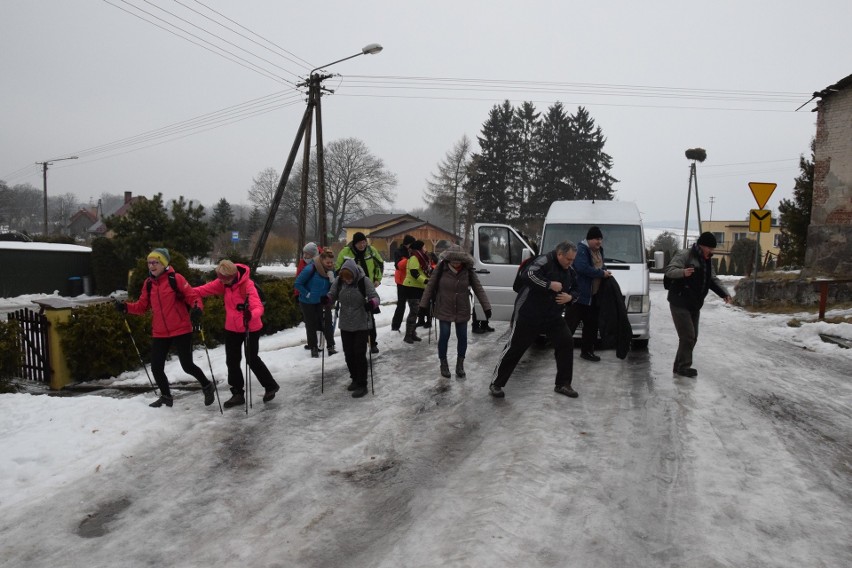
<box><xmin>115</xmin><ymin>226</ymin><xmax>731</xmax><ymax>408</ymax></box>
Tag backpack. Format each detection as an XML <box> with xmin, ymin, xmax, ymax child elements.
<box><xmin>663</xmin><ymin>275</ymin><xmax>673</xmax><ymax>290</ymax></box>
<box><xmin>512</xmin><ymin>256</ymin><xmax>537</xmax><ymax>293</ymax></box>
<box><xmin>147</xmin><ymin>271</ymin><xmax>186</xmax><ymax>303</ymax></box>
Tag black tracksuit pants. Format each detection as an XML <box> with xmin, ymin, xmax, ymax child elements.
<box><xmin>492</xmin><ymin>317</ymin><xmax>574</xmax><ymax>389</ymax></box>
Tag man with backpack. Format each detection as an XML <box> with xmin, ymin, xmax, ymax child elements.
<box><xmin>489</xmin><ymin>241</ymin><xmax>580</xmax><ymax>399</ymax></box>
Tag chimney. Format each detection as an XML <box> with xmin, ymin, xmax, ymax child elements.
<box><xmin>124</xmin><ymin>191</ymin><xmax>132</xmax><ymax>204</ymax></box>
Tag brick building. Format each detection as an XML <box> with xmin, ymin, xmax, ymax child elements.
<box><xmin>806</xmin><ymin>74</ymin><xmax>852</xmax><ymax>276</ymax></box>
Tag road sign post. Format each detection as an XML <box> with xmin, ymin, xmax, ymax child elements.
<box><xmin>747</xmin><ymin>182</ymin><xmax>777</xmax><ymax>304</ymax></box>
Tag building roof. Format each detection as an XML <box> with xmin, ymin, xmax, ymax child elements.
<box><xmin>368</xmin><ymin>220</ymin><xmax>428</xmax><ymax>238</ymax></box>
<box><xmin>69</xmin><ymin>208</ymin><xmax>98</xmax><ymax>225</ymax></box>
<box><xmin>813</xmin><ymin>73</ymin><xmax>852</xmax><ymax>100</ymax></box>
<box><xmin>112</xmin><ymin>196</ymin><xmax>146</xmax><ymax>217</ymax></box>
<box><xmin>343</xmin><ymin>213</ymin><xmax>420</xmax><ymax>229</ymax></box>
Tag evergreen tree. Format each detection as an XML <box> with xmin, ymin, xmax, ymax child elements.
<box><xmin>105</xmin><ymin>194</ymin><xmax>170</xmax><ymax>266</ymax></box>
<box><xmin>777</xmin><ymin>139</ymin><xmax>814</xmax><ymax>267</ymax></box>
<box><xmin>473</xmin><ymin>101</ymin><xmax>517</xmax><ymax>223</ymax></box>
<box><xmin>533</xmin><ymin>102</ymin><xmax>572</xmax><ymax>211</ymax></box>
<box><xmin>511</xmin><ymin>102</ymin><xmax>540</xmax><ymax>221</ymax></box>
<box><xmin>566</xmin><ymin>107</ymin><xmax>617</xmax><ymax>200</ymax></box>
<box><xmin>718</xmin><ymin>256</ymin><xmax>728</xmax><ymax>275</ymax></box>
<box><xmin>166</xmin><ymin>196</ymin><xmax>210</xmax><ymax>259</ymax></box>
<box><xmin>210</xmin><ymin>198</ymin><xmax>235</xmax><ymax>236</ymax></box>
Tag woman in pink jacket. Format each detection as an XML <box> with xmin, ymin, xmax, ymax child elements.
<box><xmin>116</xmin><ymin>248</ymin><xmax>214</xmax><ymax>409</ymax></box>
<box><xmin>194</xmin><ymin>260</ymin><xmax>280</xmax><ymax>408</ymax></box>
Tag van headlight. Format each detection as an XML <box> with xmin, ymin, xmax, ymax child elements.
<box><xmin>627</xmin><ymin>295</ymin><xmax>649</xmax><ymax>313</ymax></box>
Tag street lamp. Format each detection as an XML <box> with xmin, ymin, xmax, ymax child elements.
<box><xmin>36</xmin><ymin>156</ymin><xmax>78</xmax><ymax>235</ymax></box>
<box><xmin>682</xmin><ymin>148</ymin><xmax>706</xmax><ymax>248</ymax></box>
<box><xmin>251</xmin><ymin>43</ymin><xmax>383</xmax><ymax>269</ymax></box>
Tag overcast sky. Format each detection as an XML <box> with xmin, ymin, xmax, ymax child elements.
<box><xmin>2</xmin><ymin>0</ymin><xmax>850</xmax><ymax>226</ymax></box>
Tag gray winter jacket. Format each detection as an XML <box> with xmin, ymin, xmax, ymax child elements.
<box><xmin>328</xmin><ymin>259</ymin><xmax>380</xmax><ymax>332</ymax></box>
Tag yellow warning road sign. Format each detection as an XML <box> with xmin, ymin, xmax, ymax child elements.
<box><xmin>749</xmin><ymin>209</ymin><xmax>772</xmax><ymax>232</ymax></box>
<box><xmin>748</xmin><ymin>182</ymin><xmax>777</xmax><ymax>209</ymax></box>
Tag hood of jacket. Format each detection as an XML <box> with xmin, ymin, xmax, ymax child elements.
<box><xmin>340</xmin><ymin>258</ymin><xmax>365</xmax><ymax>280</ymax></box>
<box><xmin>440</xmin><ymin>245</ymin><xmax>473</xmax><ymax>268</ymax></box>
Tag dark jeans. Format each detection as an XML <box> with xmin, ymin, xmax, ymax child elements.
<box><xmin>300</xmin><ymin>302</ymin><xmax>334</xmax><ymax>350</ymax></box>
<box><xmin>492</xmin><ymin>317</ymin><xmax>574</xmax><ymax>389</ymax></box>
<box><xmin>564</xmin><ymin>297</ymin><xmax>600</xmax><ymax>354</ymax></box>
<box><xmin>341</xmin><ymin>329</ymin><xmax>369</xmax><ymax>387</ymax></box>
<box><xmin>224</xmin><ymin>330</ymin><xmax>278</xmax><ymax>393</ymax></box>
<box><xmin>392</xmin><ymin>285</ymin><xmax>410</xmax><ymax>330</ymax></box>
<box><xmin>150</xmin><ymin>332</ymin><xmax>209</xmax><ymax>398</ymax></box>
<box><xmin>670</xmin><ymin>304</ymin><xmax>700</xmax><ymax>371</ymax></box>
<box><xmin>438</xmin><ymin>320</ymin><xmax>468</xmax><ymax>360</ymax></box>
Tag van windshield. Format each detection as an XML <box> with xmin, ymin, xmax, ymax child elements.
<box><xmin>541</xmin><ymin>224</ymin><xmax>644</xmax><ymax>263</ymax></box>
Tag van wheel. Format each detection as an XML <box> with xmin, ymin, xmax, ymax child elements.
<box><xmin>632</xmin><ymin>339</ymin><xmax>649</xmax><ymax>350</ymax></box>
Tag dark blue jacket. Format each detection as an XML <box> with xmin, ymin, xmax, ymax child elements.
<box><xmin>573</xmin><ymin>239</ymin><xmax>608</xmax><ymax>306</ymax></box>
<box><xmin>294</xmin><ymin>261</ymin><xmax>333</xmax><ymax>305</ymax></box>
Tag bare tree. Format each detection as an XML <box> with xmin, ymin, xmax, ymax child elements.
<box><xmin>323</xmin><ymin>138</ymin><xmax>397</xmax><ymax>241</ymax></box>
<box><xmin>423</xmin><ymin>135</ymin><xmax>471</xmax><ymax>236</ymax></box>
<box><xmin>247</xmin><ymin>167</ymin><xmax>280</xmax><ymax>217</ymax></box>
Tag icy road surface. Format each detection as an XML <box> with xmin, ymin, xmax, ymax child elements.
<box><xmin>1</xmin><ymin>282</ymin><xmax>850</xmax><ymax>567</ymax></box>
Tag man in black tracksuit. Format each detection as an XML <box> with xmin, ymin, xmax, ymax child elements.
<box><xmin>490</xmin><ymin>241</ymin><xmax>581</xmax><ymax>399</ymax></box>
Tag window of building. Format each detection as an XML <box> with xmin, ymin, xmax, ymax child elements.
<box><xmin>734</xmin><ymin>232</ymin><xmax>749</xmax><ymax>242</ymax></box>
<box><xmin>774</xmin><ymin>234</ymin><xmax>782</xmax><ymax>247</ymax></box>
<box><xmin>712</xmin><ymin>232</ymin><xmax>725</xmax><ymax>245</ymax></box>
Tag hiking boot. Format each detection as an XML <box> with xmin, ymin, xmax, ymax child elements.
<box><xmin>263</xmin><ymin>384</ymin><xmax>280</xmax><ymax>403</ymax></box>
<box><xmin>351</xmin><ymin>386</ymin><xmax>369</xmax><ymax>398</ymax></box>
<box><xmin>149</xmin><ymin>395</ymin><xmax>173</xmax><ymax>408</ymax></box>
<box><xmin>482</xmin><ymin>322</ymin><xmax>496</xmax><ymax>332</ymax></box>
<box><xmin>455</xmin><ymin>357</ymin><xmax>466</xmax><ymax>379</ymax></box>
<box><xmin>370</xmin><ymin>343</ymin><xmax>380</xmax><ymax>354</ymax></box>
<box><xmin>489</xmin><ymin>384</ymin><xmax>505</xmax><ymax>398</ymax></box>
<box><xmin>304</xmin><ymin>344</ymin><xmax>311</xmax><ymax>350</ymax></box>
<box><xmin>471</xmin><ymin>325</ymin><xmax>486</xmax><ymax>335</ymax></box>
<box><xmin>440</xmin><ymin>358</ymin><xmax>451</xmax><ymax>378</ymax></box>
<box><xmin>411</xmin><ymin>332</ymin><xmax>422</xmax><ymax>342</ymax></box>
<box><xmin>403</xmin><ymin>333</ymin><xmax>415</xmax><ymax>344</ymax></box>
<box><xmin>675</xmin><ymin>367</ymin><xmax>698</xmax><ymax>377</ymax></box>
<box><xmin>311</xmin><ymin>347</ymin><xmax>319</xmax><ymax>358</ymax></box>
<box><xmin>223</xmin><ymin>391</ymin><xmax>245</xmax><ymax>409</ymax></box>
<box><xmin>580</xmin><ymin>352</ymin><xmax>601</xmax><ymax>362</ymax></box>
<box><xmin>554</xmin><ymin>384</ymin><xmax>579</xmax><ymax>398</ymax></box>
<box><xmin>327</xmin><ymin>345</ymin><xmax>338</xmax><ymax>356</ymax></box>
<box><xmin>347</xmin><ymin>382</ymin><xmax>357</xmax><ymax>392</ymax></box>
<box><xmin>202</xmin><ymin>382</ymin><xmax>215</xmax><ymax>406</ymax></box>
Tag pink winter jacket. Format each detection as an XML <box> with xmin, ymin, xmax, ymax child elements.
<box><xmin>126</xmin><ymin>267</ymin><xmax>200</xmax><ymax>338</ymax></box>
<box><xmin>194</xmin><ymin>264</ymin><xmax>264</xmax><ymax>333</ymax></box>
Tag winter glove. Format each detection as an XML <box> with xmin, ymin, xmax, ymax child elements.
<box><xmin>417</xmin><ymin>306</ymin><xmax>428</xmax><ymax>318</ymax></box>
<box><xmin>366</xmin><ymin>297</ymin><xmax>380</xmax><ymax>314</ymax></box>
<box><xmin>484</xmin><ymin>309</ymin><xmax>492</xmax><ymax>319</ymax></box>
<box><xmin>114</xmin><ymin>301</ymin><xmax>127</xmax><ymax>314</ymax></box>
<box><xmin>190</xmin><ymin>306</ymin><xmax>202</xmax><ymax>330</ymax></box>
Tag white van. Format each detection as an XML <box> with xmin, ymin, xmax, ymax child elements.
<box><xmin>472</xmin><ymin>200</ymin><xmax>650</xmax><ymax>348</ymax></box>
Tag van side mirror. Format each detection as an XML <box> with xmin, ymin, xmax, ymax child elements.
<box><xmin>521</xmin><ymin>248</ymin><xmax>532</xmax><ymax>262</ymax></box>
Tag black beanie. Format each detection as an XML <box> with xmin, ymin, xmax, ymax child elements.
<box><xmin>697</xmin><ymin>232</ymin><xmax>717</xmax><ymax>248</ymax></box>
<box><xmin>353</xmin><ymin>232</ymin><xmax>367</xmax><ymax>244</ymax></box>
<box><xmin>411</xmin><ymin>240</ymin><xmax>425</xmax><ymax>251</ymax></box>
<box><xmin>586</xmin><ymin>226</ymin><xmax>603</xmax><ymax>240</ymax></box>
<box><xmin>402</xmin><ymin>234</ymin><xmax>415</xmax><ymax>246</ymax></box>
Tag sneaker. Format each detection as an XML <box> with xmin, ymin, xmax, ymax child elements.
<box><xmin>370</xmin><ymin>344</ymin><xmax>380</xmax><ymax>354</ymax></box>
<box><xmin>202</xmin><ymin>382</ymin><xmax>215</xmax><ymax>406</ymax></box>
<box><xmin>489</xmin><ymin>384</ymin><xmax>505</xmax><ymax>398</ymax></box>
<box><xmin>580</xmin><ymin>352</ymin><xmax>601</xmax><ymax>362</ymax></box>
<box><xmin>149</xmin><ymin>395</ymin><xmax>173</xmax><ymax>408</ymax></box>
<box><xmin>554</xmin><ymin>384</ymin><xmax>579</xmax><ymax>398</ymax></box>
<box><xmin>675</xmin><ymin>367</ymin><xmax>698</xmax><ymax>377</ymax></box>
<box><xmin>223</xmin><ymin>392</ymin><xmax>245</xmax><ymax>409</ymax></box>
<box><xmin>263</xmin><ymin>385</ymin><xmax>280</xmax><ymax>403</ymax></box>
<box><xmin>327</xmin><ymin>345</ymin><xmax>338</xmax><ymax>356</ymax></box>
<box><xmin>351</xmin><ymin>386</ymin><xmax>369</xmax><ymax>398</ymax></box>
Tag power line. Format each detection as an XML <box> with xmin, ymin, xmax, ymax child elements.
<box><xmin>103</xmin><ymin>0</ymin><xmax>298</xmax><ymax>85</ymax></box>
<box><xmin>186</xmin><ymin>0</ymin><xmax>314</xmax><ymax>70</ymax></box>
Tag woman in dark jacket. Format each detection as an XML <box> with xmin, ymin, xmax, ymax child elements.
<box><xmin>419</xmin><ymin>245</ymin><xmax>491</xmax><ymax>379</ymax></box>
<box><xmin>117</xmin><ymin>248</ymin><xmax>214</xmax><ymax>409</ymax></box>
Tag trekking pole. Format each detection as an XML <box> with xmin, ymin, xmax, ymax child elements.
<box><xmin>123</xmin><ymin>318</ymin><xmax>157</xmax><ymax>392</ymax></box>
<box><xmin>198</xmin><ymin>327</ymin><xmax>223</xmax><ymax>414</ymax></box>
<box><xmin>320</xmin><ymin>306</ymin><xmax>326</xmax><ymax>394</ymax></box>
<box><xmin>368</xmin><ymin>311</ymin><xmax>376</xmax><ymax>395</ymax></box>
<box><xmin>243</xmin><ymin>301</ymin><xmax>253</xmax><ymax>415</ymax></box>
<box><xmin>428</xmin><ymin>303</ymin><xmax>435</xmax><ymax>345</ymax></box>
